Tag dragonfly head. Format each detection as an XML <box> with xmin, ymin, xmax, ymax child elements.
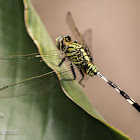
<box><xmin>56</xmin><ymin>36</ymin><xmax>71</xmax><ymax>52</ymax></box>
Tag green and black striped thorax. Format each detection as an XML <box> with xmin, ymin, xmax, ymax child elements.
<box><xmin>56</xmin><ymin>36</ymin><xmax>98</xmax><ymax>76</ymax></box>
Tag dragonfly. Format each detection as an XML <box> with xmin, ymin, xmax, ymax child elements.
<box><xmin>0</xmin><ymin>12</ymin><xmax>140</xmax><ymax>113</ymax></box>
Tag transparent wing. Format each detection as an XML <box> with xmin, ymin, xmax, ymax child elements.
<box><xmin>0</xmin><ymin>69</ymin><xmax>73</xmax><ymax>99</ymax></box>
<box><xmin>83</xmin><ymin>29</ymin><xmax>92</xmax><ymax>53</ymax></box>
<box><xmin>0</xmin><ymin>50</ymin><xmax>63</xmax><ymax>78</ymax></box>
<box><xmin>66</xmin><ymin>12</ymin><xmax>84</xmax><ymax>44</ymax></box>
<box><xmin>66</xmin><ymin>12</ymin><xmax>93</xmax><ymax>61</ymax></box>
<box><xmin>83</xmin><ymin>29</ymin><xmax>93</xmax><ymax>61</ymax></box>
<box><xmin>0</xmin><ymin>50</ymin><xmax>76</xmax><ymax>98</ymax></box>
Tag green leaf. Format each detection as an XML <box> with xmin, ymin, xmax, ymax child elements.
<box><xmin>0</xmin><ymin>0</ymin><xmax>130</xmax><ymax>139</ymax></box>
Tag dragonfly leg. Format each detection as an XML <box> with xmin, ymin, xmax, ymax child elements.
<box><xmin>79</xmin><ymin>69</ymin><xmax>85</xmax><ymax>87</ymax></box>
<box><xmin>59</xmin><ymin>57</ymin><xmax>76</xmax><ymax>80</ymax></box>
<box><xmin>70</xmin><ymin>62</ymin><xmax>76</xmax><ymax>80</ymax></box>
<box><xmin>58</xmin><ymin>57</ymin><xmax>66</xmax><ymax>66</ymax></box>
<box><xmin>60</xmin><ymin>60</ymin><xmax>77</xmax><ymax>82</ymax></box>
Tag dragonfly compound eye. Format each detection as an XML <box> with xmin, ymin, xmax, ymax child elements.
<box><xmin>56</xmin><ymin>36</ymin><xmax>71</xmax><ymax>52</ymax></box>
<box><xmin>64</xmin><ymin>36</ymin><xmax>71</xmax><ymax>42</ymax></box>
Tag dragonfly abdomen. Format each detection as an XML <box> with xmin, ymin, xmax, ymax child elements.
<box><xmin>84</xmin><ymin>63</ymin><xmax>98</xmax><ymax>76</ymax></box>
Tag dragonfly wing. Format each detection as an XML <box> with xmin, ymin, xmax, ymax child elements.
<box><xmin>83</xmin><ymin>29</ymin><xmax>92</xmax><ymax>53</ymax></box>
<box><xmin>83</xmin><ymin>29</ymin><xmax>94</xmax><ymax>61</ymax></box>
<box><xmin>67</xmin><ymin>12</ymin><xmax>93</xmax><ymax>62</ymax></box>
<box><xmin>0</xmin><ymin>68</ymin><xmax>73</xmax><ymax>98</ymax></box>
<box><xmin>0</xmin><ymin>71</ymin><xmax>57</xmax><ymax>98</ymax></box>
<box><xmin>66</xmin><ymin>12</ymin><xmax>84</xmax><ymax>44</ymax></box>
<box><xmin>0</xmin><ymin>51</ymin><xmax>63</xmax><ymax>78</ymax></box>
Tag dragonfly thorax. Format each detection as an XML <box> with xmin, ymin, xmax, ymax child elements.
<box><xmin>56</xmin><ymin>36</ymin><xmax>98</xmax><ymax>76</ymax></box>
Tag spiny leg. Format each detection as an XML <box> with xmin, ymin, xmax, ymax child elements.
<box><xmin>58</xmin><ymin>57</ymin><xmax>66</xmax><ymax>66</ymax></box>
<box><xmin>58</xmin><ymin>57</ymin><xmax>76</xmax><ymax>81</ymax></box>
<box><xmin>77</xmin><ymin>69</ymin><xmax>85</xmax><ymax>87</ymax></box>
<box><xmin>70</xmin><ymin>62</ymin><xmax>76</xmax><ymax>80</ymax></box>
<box><xmin>79</xmin><ymin>68</ymin><xmax>85</xmax><ymax>85</ymax></box>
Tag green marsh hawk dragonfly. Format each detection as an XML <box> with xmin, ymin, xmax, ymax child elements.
<box><xmin>0</xmin><ymin>12</ymin><xmax>140</xmax><ymax>113</ymax></box>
